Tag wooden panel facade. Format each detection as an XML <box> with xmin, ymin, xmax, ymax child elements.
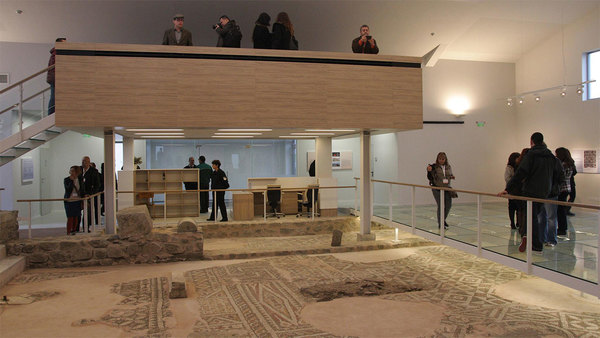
<box><xmin>55</xmin><ymin>43</ymin><xmax>422</xmax><ymax>130</ymax></box>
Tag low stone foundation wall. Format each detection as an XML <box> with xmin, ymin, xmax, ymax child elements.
<box><xmin>6</xmin><ymin>230</ymin><xmax>203</xmax><ymax>269</ymax></box>
<box><xmin>202</xmin><ymin>216</ymin><xmax>385</xmax><ymax>238</ymax></box>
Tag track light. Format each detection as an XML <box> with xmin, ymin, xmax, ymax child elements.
<box><xmin>534</xmin><ymin>95</ymin><xmax>541</xmax><ymax>102</ymax></box>
<box><xmin>518</xmin><ymin>97</ymin><xmax>524</xmax><ymax>104</ymax></box>
<box><xmin>576</xmin><ymin>85</ymin><xmax>583</xmax><ymax>95</ymax></box>
<box><xmin>507</xmin><ymin>98</ymin><xmax>513</xmax><ymax>106</ymax></box>
<box><xmin>560</xmin><ymin>86</ymin><xmax>567</xmax><ymax>97</ymax></box>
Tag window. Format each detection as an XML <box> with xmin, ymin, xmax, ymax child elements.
<box><xmin>585</xmin><ymin>50</ymin><xmax>600</xmax><ymax>100</ymax></box>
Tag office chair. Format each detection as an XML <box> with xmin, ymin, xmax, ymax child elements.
<box><xmin>266</xmin><ymin>185</ymin><xmax>284</xmax><ymax>218</ymax></box>
<box><xmin>297</xmin><ymin>184</ymin><xmax>319</xmax><ymax>218</ymax></box>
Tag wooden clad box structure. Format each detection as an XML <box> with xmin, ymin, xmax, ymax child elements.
<box><xmin>134</xmin><ymin>169</ymin><xmax>199</xmax><ymax>218</ymax></box>
<box><xmin>55</xmin><ymin>43</ymin><xmax>423</xmax><ymax>130</ymax></box>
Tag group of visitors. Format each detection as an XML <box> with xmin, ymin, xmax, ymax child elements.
<box><xmin>161</xmin><ymin>12</ymin><xmax>379</xmax><ymax>53</ymax></box>
<box><xmin>427</xmin><ymin>132</ymin><xmax>577</xmax><ymax>255</ymax></box>
<box><xmin>501</xmin><ymin>134</ymin><xmax>576</xmax><ymax>253</ymax></box>
<box><xmin>63</xmin><ymin>156</ymin><xmax>103</xmax><ymax>235</ymax></box>
<box><xmin>183</xmin><ymin>156</ymin><xmax>229</xmax><ymax>222</ymax></box>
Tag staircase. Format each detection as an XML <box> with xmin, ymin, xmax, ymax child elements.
<box><xmin>0</xmin><ymin>114</ymin><xmax>65</xmax><ymax>167</ymax></box>
<box><xmin>0</xmin><ymin>244</ymin><xmax>25</xmax><ymax>289</ymax></box>
<box><xmin>0</xmin><ymin>66</ymin><xmax>65</xmax><ymax>167</ymax></box>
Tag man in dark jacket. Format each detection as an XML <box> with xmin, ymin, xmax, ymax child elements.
<box><xmin>47</xmin><ymin>37</ymin><xmax>66</xmax><ymax>115</ymax></box>
<box><xmin>214</xmin><ymin>15</ymin><xmax>242</xmax><ymax>48</ymax></box>
<box><xmin>352</xmin><ymin>25</ymin><xmax>379</xmax><ymax>54</ymax></box>
<box><xmin>501</xmin><ymin>132</ymin><xmax>562</xmax><ymax>253</ymax></box>
<box><xmin>207</xmin><ymin>160</ymin><xmax>229</xmax><ymax>222</ymax></box>
<box><xmin>162</xmin><ymin>14</ymin><xmax>193</xmax><ymax>46</ymax></box>
<box><xmin>80</xmin><ymin>156</ymin><xmax>101</xmax><ymax>231</ymax></box>
<box><xmin>183</xmin><ymin>157</ymin><xmax>198</xmax><ymax>191</ymax></box>
<box><xmin>197</xmin><ymin>156</ymin><xmax>212</xmax><ymax>213</ymax></box>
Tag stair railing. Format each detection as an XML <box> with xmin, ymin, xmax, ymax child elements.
<box><xmin>0</xmin><ymin>66</ymin><xmax>53</xmax><ymax>134</ymax></box>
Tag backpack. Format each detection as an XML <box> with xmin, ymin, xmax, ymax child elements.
<box><xmin>228</xmin><ymin>25</ymin><xmax>242</xmax><ymax>47</ymax></box>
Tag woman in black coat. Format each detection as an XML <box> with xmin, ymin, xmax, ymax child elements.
<box><xmin>64</xmin><ymin>165</ymin><xmax>84</xmax><ymax>235</ymax></box>
<box><xmin>207</xmin><ymin>160</ymin><xmax>229</xmax><ymax>222</ymax></box>
<box><xmin>253</xmin><ymin>12</ymin><xmax>271</xmax><ymax>49</ymax></box>
<box><xmin>272</xmin><ymin>12</ymin><xmax>293</xmax><ymax>49</ymax></box>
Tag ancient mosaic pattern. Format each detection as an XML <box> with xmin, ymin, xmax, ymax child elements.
<box><xmin>187</xmin><ymin>248</ymin><xmax>600</xmax><ymax>337</ymax></box>
<box><xmin>10</xmin><ymin>270</ymin><xmax>107</xmax><ymax>284</ymax></box>
<box><xmin>76</xmin><ymin>277</ymin><xmax>172</xmax><ymax>337</ymax></box>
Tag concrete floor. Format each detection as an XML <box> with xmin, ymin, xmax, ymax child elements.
<box><xmin>2</xmin><ymin>231</ymin><xmax>600</xmax><ymax>337</ymax></box>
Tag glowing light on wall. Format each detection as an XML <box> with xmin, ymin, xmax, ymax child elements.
<box><xmin>446</xmin><ymin>96</ymin><xmax>470</xmax><ymax>116</ymax></box>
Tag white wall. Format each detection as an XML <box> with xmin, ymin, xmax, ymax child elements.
<box><xmin>15</xmin><ymin>131</ymin><xmax>105</xmax><ymax>217</ymax></box>
<box><xmin>515</xmin><ymin>9</ymin><xmax>600</xmax><ymax>205</ymax></box>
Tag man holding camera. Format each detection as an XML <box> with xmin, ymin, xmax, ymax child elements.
<box><xmin>352</xmin><ymin>25</ymin><xmax>379</xmax><ymax>54</ymax></box>
<box><xmin>214</xmin><ymin>15</ymin><xmax>242</xmax><ymax>48</ymax></box>
<box><xmin>162</xmin><ymin>14</ymin><xmax>193</xmax><ymax>46</ymax></box>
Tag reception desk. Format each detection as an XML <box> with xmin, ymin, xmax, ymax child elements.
<box><xmin>248</xmin><ymin>177</ymin><xmax>337</xmax><ymax>217</ymax></box>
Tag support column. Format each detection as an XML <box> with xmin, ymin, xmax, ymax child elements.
<box><xmin>315</xmin><ymin>137</ymin><xmax>332</xmax><ymax>178</ymax></box>
<box><xmin>119</xmin><ymin>136</ymin><xmax>135</xmax><ymax>209</ymax></box>
<box><xmin>123</xmin><ymin>137</ymin><xmax>134</xmax><ymax>170</ymax></box>
<box><xmin>358</xmin><ymin>130</ymin><xmax>375</xmax><ymax>240</ymax></box>
<box><xmin>104</xmin><ymin>130</ymin><xmax>116</xmax><ymax>234</ymax></box>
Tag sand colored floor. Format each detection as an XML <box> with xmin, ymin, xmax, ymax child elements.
<box><xmin>2</xmin><ymin>234</ymin><xmax>600</xmax><ymax>337</ymax></box>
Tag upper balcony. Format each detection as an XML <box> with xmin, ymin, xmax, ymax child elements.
<box><xmin>55</xmin><ymin>42</ymin><xmax>422</xmax><ymax>138</ymax></box>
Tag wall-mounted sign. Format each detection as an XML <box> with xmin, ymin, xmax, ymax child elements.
<box><xmin>21</xmin><ymin>158</ymin><xmax>34</xmax><ymax>184</ymax></box>
<box><xmin>307</xmin><ymin>151</ymin><xmax>353</xmax><ymax>170</ymax></box>
<box><xmin>572</xmin><ymin>149</ymin><xmax>600</xmax><ymax>174</ymax></box>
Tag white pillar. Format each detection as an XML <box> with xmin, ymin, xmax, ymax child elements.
<box><xmin>315</xmin><ymin>137</ymin><xmax>332</xmax><ymax>178</ymax></box>
<box><xmin>123</xmin><ymin>137</ymin><xmax>134</xmax><ymax>170</ymax></box>
<box><xmin>358</xmin><ymin>130</ymin><xmax>374</xmax><ymax>240</ymax></box>
<box><xmin>104</xmin><ymin>130</ymin><xmax>116</xmax><ymax>234</ymax></box>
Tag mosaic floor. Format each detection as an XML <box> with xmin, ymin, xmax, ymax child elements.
<box><xmin>3</xmin><ymin>246</ymin><xmax>600</xmax><ymax>337</ymax></box>
<box><xmin>374</xmin><ymin>202</ymin><xmax>599</xmax><ymax>283</ymax></box>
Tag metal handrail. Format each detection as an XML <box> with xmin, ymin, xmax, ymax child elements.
<box><xmin>367</xmin><ymin>177</ymin><xmax>600</xmax><ymax>297</ymax></box>
<box><xmin>0</xmin><ymin>66</ymin><xmax>53</xmax><ymax>95</ymax></box>
<box><xmin>0</xmin><ymin>87</ymin><xmax>51</xmax><ymax>116</ymax></box>
<box><xmin>118</xmin><ymin>184</ymin><xmax>356</xmax><ymax>224</ymax></box>
<box><xmin>17</xmin><ymin>191</ymin><xmax>104</xmax><ymax>239</ymax></box>
<box><xmin>363</xmin><ymin>178</ymin><xmax>600</xmax><ymax>210</ymax></box>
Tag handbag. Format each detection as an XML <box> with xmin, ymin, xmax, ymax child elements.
<box><xmin>449</xmin><ymin>190</ymin><xmax>458</xmax><ymax>198</ymax></box>
<box><xmin>290</xmin><ymin>36</ymin><xmax>299</xmax><ymax>50</ymax></box>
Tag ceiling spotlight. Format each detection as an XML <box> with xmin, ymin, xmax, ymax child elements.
<box><xmin>560</xmin><ymin>87</ymin><xmax>567</xmax><ymax>97</ymax></box>
<box><xmin>506</xmin><ymin>98</ymin><xmax>513</xmax><ymax>107</ymax></box>
<box><xmin>534</xmin><ymin>95</ymin><xmax>541</xmax><ymax>102</ymax></box>
<box><xmin>576</xmin><ymin>85</ymin><xmax>583</xmax><ymax>95</ymax></box>
<box><xmin>518</xmin><ymin>97</ymin><xmax>524</xmax><ymax>104</ymax></box>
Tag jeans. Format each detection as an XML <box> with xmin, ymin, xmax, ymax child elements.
<box><xmin>540</xmin><ymin>197</ymin><xmax>558</xmax><ymax>245</ymax></box>
<box><xmin>432</xmin><ymin>189</ymin><xmax>451</xmax><ymax>227</ymax></box>
<box><xmin>557</xmin><ymin>191</ymin><xmax>569</xmax><ymax>234</ymax></box>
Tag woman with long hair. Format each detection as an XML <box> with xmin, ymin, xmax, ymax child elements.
<box><xmin>505</xmin><ymin>152</ymin><xmax>521</xmax><ymax>229</ymax></box>
<box><xmin>511</xmin><ymin>148</ymin><xmax>529</xmax><ymax>237</ymax></box>
<box><xmin>252</xmin><ymin>12</ymin><xmax>271</xmax><ymax>49</ymax></box>
<box><xmin>426</xmin><ymin>152</ymin><xmax>455</xmax><ymax>229</ymax></box>
<box><xmin>272</xmin><ymin>12</ymin><xmax>294</xmax><ymax>49</ymax></box>
<box><xmin>555</xmin><ymin>147</ymin><xmax>574</xmax><ymax>237</ymax></box>
<box><xmin>64</xmin><ymin>165</ymin><xmax>84</xmax><ymax>235</ymax></box>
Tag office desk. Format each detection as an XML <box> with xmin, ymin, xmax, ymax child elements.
<box><xmin>233</xmin><ymin>192</ymin><xmax>254</xmax><ymax>220</ymax></box>
<box><xmin>252</xmin><ymin>190</ymin><xmax>306</xmax><ymax>216</ymax></box>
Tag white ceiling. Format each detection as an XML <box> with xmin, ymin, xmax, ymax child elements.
<box><xmin>1</xmin><ymin>0</ymin><xmax>598</xmax><ymax>63</ymax></box>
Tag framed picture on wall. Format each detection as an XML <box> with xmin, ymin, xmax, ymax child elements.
<box><xmin>21</xmin><ymin>158</ymin><xmax>34</xmax><ymax>184</ymax></box>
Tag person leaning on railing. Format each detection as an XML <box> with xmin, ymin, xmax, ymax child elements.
<box><xmin>427</xmin><ymin>152</ymin><xmax>456</xmax><ymax>229</ymax></box>
<box><xmin>64</xmin><ymin>165</ymin><xmax>84</xmax><ymax>236</ymax></box>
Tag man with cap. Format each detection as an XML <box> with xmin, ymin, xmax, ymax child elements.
<box><xmin>163</xmin><ymin>14</ymin><xmax>193</xmax><ymax>46</ymax></box>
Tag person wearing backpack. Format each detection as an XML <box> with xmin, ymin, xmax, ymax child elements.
<box><xmin>214</xmin><ymin>15</ymin><xmax>242</xmax><ymax>48</ymax></box>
